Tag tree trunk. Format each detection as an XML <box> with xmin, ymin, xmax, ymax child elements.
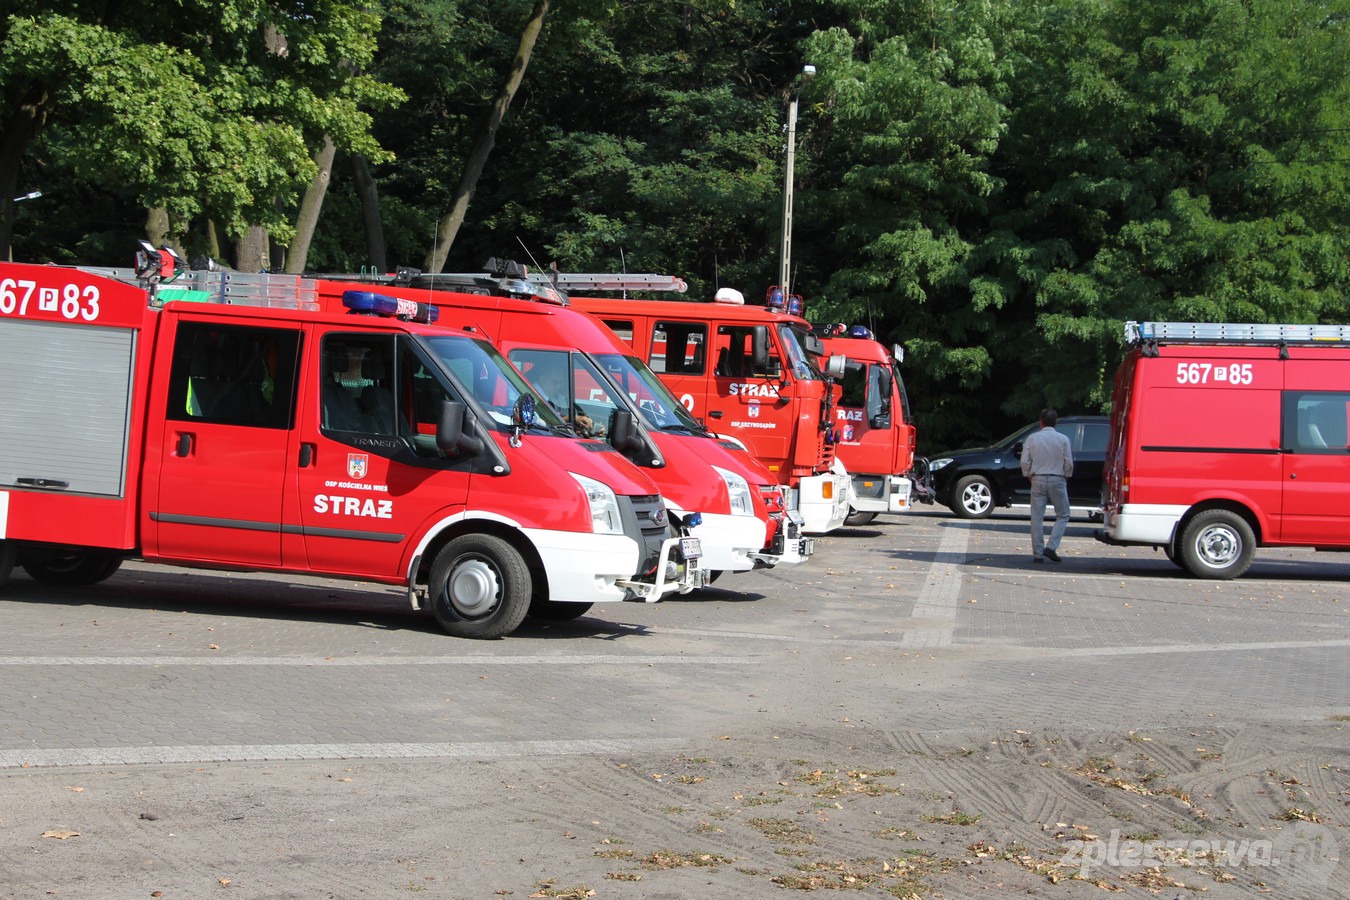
<box><xmin>236</xmin><ymin>227</ymin><xmax>270</xmax><ymax>272</ymax></box>
<box><xmin>351</xmin><ymin>154</ymin><xmax>387</xmax><ymax>272</ymax></box>
<box><xmin>285</xmin><ymin>135</ymin><xmax>336</xmax><ymax>274</ymax></box>
<box><xmin>424</xmin><ymin>0</ymin><xmax>550</xmax><ymax>272</ymax></box>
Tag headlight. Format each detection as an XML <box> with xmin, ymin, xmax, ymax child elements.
<box><xmin>928</xmin><ymin>457</ymin><xmax>953</xmax><ymax>472</ymax></box>
<box><xmin>569</xmin><ymin>472</ymin><xmax>623</xmax><ymax>535</ymax></box>
<box><xmin>713</xmin><ymin>465</ymin><xmax>754</xmax><ymax>516</ymax></box>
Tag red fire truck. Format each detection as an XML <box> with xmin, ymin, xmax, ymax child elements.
<box><xmin>816</xmin><ymin>325</ymin><xmax>921</xmax><ymax>525</ymax></box>
<box><xmin>0</xmin><ymin>254</ymin><xmax>702</xmax><ymax>638</ymax></box>
<box><xmin>309</xmin><ymin>264</ymin><xmax>812</xmax><ymax>576</ymax></box>
<box><xmin>568</xmin><ymin>285</ymin><xmax>851</xmax><ymax>534</ymax></box>
<box><xmin>1097</xmin><ymin>320</ymin><xmax>1350</xmax><ymax>579</ymax></box>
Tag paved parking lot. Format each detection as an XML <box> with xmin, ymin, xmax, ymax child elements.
<box><xmin>1</xmin><ymin>510</ymin><xmax>1345</xmax><ymax>898</ymax></box>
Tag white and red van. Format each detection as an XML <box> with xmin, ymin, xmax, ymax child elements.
<box><xmin>310</xmin><ymin>268</ymin><xmax>813</xmax><ymax>576</ymax></box>
<box><xmin>0</xmin><ymin>257</ymin><xmax>702</xmax><ymax>638</ymax></box>
<box><xmin>1098</xmin><ymin>320</ymin><xmax>1350</xmax><ymax>578</ymax></box>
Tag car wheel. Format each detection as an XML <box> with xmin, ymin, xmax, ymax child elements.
<box><xmin>844</xmin><ymin>509</ymin><xmax>878</xmax><ymax>527</ymax></box>
<box><xmin>1178</xmin><ymin>510</ymin><xmax>1255</xmax><ymax>580</ymax></box>
<box><xmin>428</xmin><ymin>534</ymin><xmax>531</xmax><ymax>639</ymax></box>
<box><xmin>21</xmin><ymin>550</ymin><xmax>123</xmax><ymax>586</ymax></box>
<box><xmin>952</xmin><ymin>475</ymin><xmax>994</xmax><ymax>519</ymax></box>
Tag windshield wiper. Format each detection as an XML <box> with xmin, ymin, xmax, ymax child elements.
<box><xmin>659</xmin><ymin>423</ymin><xmax>706</xmax><ymax>435</ymax></box>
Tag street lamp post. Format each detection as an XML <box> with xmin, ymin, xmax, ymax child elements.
<box><xmin>779</xmin><ymin>65</ymin><xmax>815</xmax><ymax>300</ymax></box>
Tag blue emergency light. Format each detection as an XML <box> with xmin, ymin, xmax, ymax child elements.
<box><xmin>343</xmin><ymin>290</ymin><xmax>439</xmax><ymax>324</ymax></box>
<box><xmin>787</xmin><ymin>294</ymin><xmax>805</xmax><ymax>317</ymax></box>
<box><xmin>765</xmin><ymin>286</ymin><xmax>786</xmax><ymax>310</ymax></box>
<box><xmin>848</xmin><ymin>324</ymin><xmax>872</xmax><ymax>339</ymax></box>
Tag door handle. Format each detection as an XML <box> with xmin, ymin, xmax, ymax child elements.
<box><xmin>175</xmin><ymin>432</ymin><xmax>193</xmax><ymax>457</ymax></box>
<box><xmin>299</xmin><ymin>443</ymin><xmax>315</xmax><ymax>468</ymax></box>
<box><xmin>709</xmin><ymin>410</ymin><xmax>724</xmax><ymax>419</ymax></box>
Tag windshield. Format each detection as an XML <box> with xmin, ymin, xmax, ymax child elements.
<box><xmin>780</xmin><ymin>324</ymin><xmax>823</xmax><ymax>381</ymax></box>
<box><xmin>422</xmin><ymin>334</ymin><xmax>565</xmax><ymax>429</ymax></box>
<box><xmin>593</xmin><ymin>353</ymin><xmax>707</xmax><ymax>432</ymax></box>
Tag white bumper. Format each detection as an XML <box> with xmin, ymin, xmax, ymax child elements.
<box><xmin>1103</xmin><ymin>503</ymin><xmax>1187</xmax><ymax>545</ymax></box>
<box><xmin>795</xmin><ymin>466</ymin><xmax>851</xmax><ymax>535</ymax></box>
<box><xmin>677</xmin><ymin>509</ymin><xmax>768</xmax><ymax>573</ymax></box>
<box><xmin>524</xmin><ymin>528</ymin><xmax>703</xmax><ymax>603</ymax></box>
<box><xmin>848</xmin><ymin>474</ymin><xmax>913</xmax><ymax>514</ymax></box>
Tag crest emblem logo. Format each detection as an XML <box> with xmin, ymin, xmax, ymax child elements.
<box><xmin>748</xmin><ymin>401</ymin><xmax>760</xmax><ymax>418</ymax></box>
<box><xmin>347</xmin><ymin>453</ymin><xmax>369</xmax><ymax>479</ymax></box>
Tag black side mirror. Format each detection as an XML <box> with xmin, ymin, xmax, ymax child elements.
<box><xmin>608</xmin><ymin>408</ymin><xmax>644</xmax><ymax>454</ymax></box>
<box><xmin>751</xmin><ymin>326</ymin><xmax>770</xmax><ymax>372</ymax></box>
<box><xmin>437</xmin><ymin>401</ymin><xmax>482</xmax><ymax>455</ymax></box>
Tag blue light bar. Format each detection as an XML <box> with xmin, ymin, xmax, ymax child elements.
<box><xmin>848</xmin><ymin>324</ymin><xmax>872</xmax><ymax>339</ymax></box>
<box><xmin>343</xmin><ymin>290</ymin><xmax>439</xmax><ymax>324</ymax></box>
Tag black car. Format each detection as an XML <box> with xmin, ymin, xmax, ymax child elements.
<box><xmin>925</xmin><ymin>416</ymin><xmax>1109</xmax><ymax>519</ymax></box>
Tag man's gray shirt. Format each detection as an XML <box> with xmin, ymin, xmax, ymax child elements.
<box><xmin>1021</xmin><ymin>426</ymin><xmax>1074</xmax><ymax>478</ymax></box>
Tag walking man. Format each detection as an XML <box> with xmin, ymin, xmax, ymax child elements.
<box><xmin>1021</xmin><ymin>408</ymin><xmax>1074</xmax><ymax>563</ymax></box>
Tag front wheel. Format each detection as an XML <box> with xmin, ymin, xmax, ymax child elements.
<box><xmin>428</xmin><ymin>534</ymin><xmax>531</xmax><ymax>639</ymax></box>
<box><xmin>1178</xmin><ymin>510</ymin><xmax>1255</xmax><ymax>580</ymax></box>
<box><xmin>951</xmin><ymin>475</ymin><xmax>994</xmax><ymax>519</ymax></box>
<box><xmin>844</xmin><ymin>509</ymin><xmax>878</xmax><ymax>527</ymax></box>
<box><xmin>22</xmin><ymin>550</ymin><xmax>123</xmax><ymax>586</ymax></box>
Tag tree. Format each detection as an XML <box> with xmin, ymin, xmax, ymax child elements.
<box><xmin>0</xmin><ymin>0</ymin><xmax>400</xmax><ymax>263</ymax></box>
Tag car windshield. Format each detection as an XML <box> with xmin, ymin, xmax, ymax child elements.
<box><xmin>779</xmin><ymin>324</ymin><xmax>823</xmax><ymax>381</ymax></box>
<box><xmin>593</xmin><ymin>352</ymin><xmax>706</xmax><ymax>432</ymax></box>
<box><xmin>422</xmin><ymin>334</ymin><xmax>565</xmax><ymax>430</ymax></box>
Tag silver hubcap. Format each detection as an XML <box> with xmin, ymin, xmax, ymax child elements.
<box><xmin>1195</xmin><ymin>525</ymin><xmax>1240</xmax><ymax>568</ymax></box>
<box><xmin>962</xmin><ymin>483</ymin><xmax>990</xmax><ymax>514</ymax></box>
<box><xmin>447</xmin><ymin>557</ymin><xmax>501</xmax><ymax>616</ymax></box>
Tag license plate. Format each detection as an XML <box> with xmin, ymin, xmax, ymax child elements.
<box><xmin>679</xmin><ymin>537</ymin><xmax>702</xmax><ymax>560</ymax></box>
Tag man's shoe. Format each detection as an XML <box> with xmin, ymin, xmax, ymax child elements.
<box><xmin>1043</xmin><ymin>548</ymin><xmax>1061</xmax><ymax>563</ymax></box>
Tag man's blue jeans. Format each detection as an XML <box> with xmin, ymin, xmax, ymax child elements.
<box><xmin>1029</xmin><ymin>475</ymin><xmax>1070</xmax><ymax>558</ymax></box>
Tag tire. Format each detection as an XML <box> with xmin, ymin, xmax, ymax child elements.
<box><xmin>0</xmin><ymin>541</ymin><xmax>16</xmax><ymax>588</ymax></box>
<box><xmin>1178</xmin><ymin>510</ymin><xmax>1255</xmax><ymax>580</ymax></box>
<box><xmin>528</xmin><ymin>600</ymin><xmax>594</xmax><ymax>621</ymax></box>
<box><xmin>21</xmin><ymin>550</ymin><xmax>123</xmax><ymax>586</ymax></box>
<box><xmin>844</xmin><ymin>509</ymin><xmax>878</xmax><ymax>527</ymax></box>
<box><xmin>428</xmin><ymin>534</ymin><xmax>531</xmax><ymax>639</ymax></box>
<box><xmin>951</xmin><ymin>475</ymin><xmax>994</xmax><ymax>519</ymax></box>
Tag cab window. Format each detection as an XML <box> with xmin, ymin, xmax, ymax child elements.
<box><xmin>1285</xmin><ymin>392</ymin><xmax>1350</xmax><ymax>453</ymax></box>
<box><xmin>650</xmin><ymin>321</ymin><xmax>706</xmax><ymax>374</ymax></box>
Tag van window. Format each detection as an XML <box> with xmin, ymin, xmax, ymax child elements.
<box><xmin>603</xmin><ymin>319</ymin><xmax>634</xmax><ymax>347</ymax></box>
<box><xmin>321</xmin><ymin>334</ymin><xmax>398</xmax><ymax>434</ymax></box>
<box><xmin>650</xmin><ymin>321</ymin><xmax>706</xmax><ymax>374</ymax></box>
<box><xmin>1285</xmin><ymin>392</ymin><xmax>1350</xmax><ymax>453</ymax></box>
<box><xmin>169</xmin><ymin>322</ymin><xmax>299</xmax><ymax>429</ymax></box>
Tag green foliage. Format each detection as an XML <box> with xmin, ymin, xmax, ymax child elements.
<box><xmin>5</xmin><ymin>0</ymin><xmax>1349</xmax><ymax>449</ymax></box>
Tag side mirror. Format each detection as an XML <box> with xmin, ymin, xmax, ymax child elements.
<box><xmin>1012</xmin><ymin>441</ymin><xmax>1024</xmax><ymax>456</ymax></box>
<box><xmin>803</xmin><ymin>332</ymin><xmax>825</xmax><ymax>356</ymax></box>
<box><xmin>878</xmin><ymin>368</ymin><xmax>893</xmax><ymax>398</ymax></box>
<box><xmin>751</xmin><ymin>326</ymin><xmax>770</xmax><ymax>373</ymax></box>
<box><xmin>608</xmin><ymin>408</ymin><xmax>644</xmax><ymax>454</ymax></box>
<box><xmin>825</xmin><ymin>354</ymin><xmax>847</xmax><ymax>379</ymax></box>
<box><xmin>437</xmin><ymin>401</ymin><xmax>482</xmax><ymax>455</ymax></box>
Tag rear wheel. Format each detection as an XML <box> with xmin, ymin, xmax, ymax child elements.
<box><xmin>21</xmin><ymin>550</ymin><xmax>123</xmax><ymax>586</ymax></box>
<box><xmin>428</xmin><ymin>534</ymin><xmax>531</xmax><ymax>639</ymax></box>
<box><xmin>952</xmin><ymin>475</ymin><xmax>994</xmax><ymax>519</ymax></box>
<box><xmin>844</xmin><ymin>509</ymin><xmax>878</xmax><ymax>527</ymax></box>
<box><xmin>1178</xmin><ymin>510</ymin><xmax>1255</xmax><ymax>580</ymax></box>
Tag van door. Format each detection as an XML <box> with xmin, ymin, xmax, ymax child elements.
<box><xmin>290</xmin><ymin>329</ymin><xmax>474</xmax><ymax>578</ymax></box>
<box><xmin>1280</xmin><ymin>389</ymin><xmax>1350</xmax><ymax>545</ymax></box>
<box><xmin>151</xmin><ymin>318</ymin><xmax>301</xmax><ymax>567</ymax></box>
